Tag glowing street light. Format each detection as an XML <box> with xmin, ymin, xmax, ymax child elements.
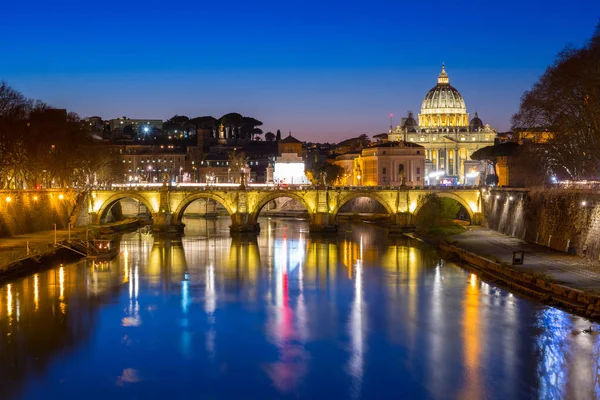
<box><xmin>5</xmin><ymin>196</ymin><xmax>11</xmax><ymax>203</ymax></box>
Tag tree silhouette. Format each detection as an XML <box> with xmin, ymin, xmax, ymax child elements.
<box><xmin>512</xmin><ymin>22</ymin><xmax>600</xmax><ymax>180</ymax></box>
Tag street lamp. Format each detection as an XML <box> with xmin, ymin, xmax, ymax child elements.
<box><xmin>228</xmin><ymin>168</ymin><xmax>231</xmax><ymax>183</ymax></box>
<box><xmin>357</xmin><ymin>175</ymin><xmax>361</xmax><ymax>186</ymax></box>
<box><xmin>179</xmin><ymin>167</ymin><xmax>183</xmax><ymax>183</ymax></box>
<box><xmin>147</xmin><ymin>165</ymin><xmax>153</xmax><ymax>182</ymax></box>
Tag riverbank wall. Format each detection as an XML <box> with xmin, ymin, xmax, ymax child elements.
<box><xmin>440</xmin><ymin>242</ymin><xmax>600</xmax><ymax>319</ymax></box>
<box><xmin>0</xmin><ymin>245</ymin><xmax>84</xmax><ymax>282</ymax></box>
<box><xmin>0</xmin><ymin>189</ymin><xmax>79</xmax><ymax>238</ymax></box>
<box><xmin>485</xmin><ymin>188</ymin><xmax>600</xmax><ymax>262</ymax></box>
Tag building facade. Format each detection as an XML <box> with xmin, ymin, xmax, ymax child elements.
<box><xmin>109</xmin><ymin>118</ymin><xmax>163</xmax><ymax>139</ymax></box>
<box><xmin>334</xmin><ymin>142</ymin><xmax>425</xmax><ymax>187</ymax></box>
<box><xmin>114</xmin><ymin>145</ymin><xmax>186</xmax><ymax>183</ymax></box>
<box><xmin>387</xmin><ymin>65</ymin><xmax>496</xmax><ymax>185</ymax></box>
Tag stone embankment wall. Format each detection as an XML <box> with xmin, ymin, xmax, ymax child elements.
<box><xmin>440</xmin><ymin>243</ymin><xmax>600</xmax><ymax>318</ymax></box>
<box><xmin>0</xmin><ymin>189</ymin><xmax>79</xmax><ymax>237</ymax></box>
<box><xmin>485</xmin><ymin>188</ymin><xmax>600</xmax><ymax>261</ymax></box>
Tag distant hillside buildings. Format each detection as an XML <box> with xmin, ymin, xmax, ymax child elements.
<box><xmin>81</xmin><ymin>66</ymin><xmax>500</xmax><ymax>186</ymax></box>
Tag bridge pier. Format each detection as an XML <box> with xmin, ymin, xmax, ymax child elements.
<box><xmin>309</xmin><ymin>212</ymin><xmax>337</xmax><ymax>233</ymax></box>
<box><xmin>388</xmin><ymin>212</ymin><xmax>415</xmax><ymax>234</ymax></box>
<box><xmin>152</xmin><ymin>212</ymin><xmax>184</xmax><ymax>233</ymax></box>
<box><xmin>89</xmin><ymin>212</ymin><xmax>100</xmax><ymax>225</ymax></box>
<box><xmin>230</xmin><ymin>213</ymin><xmax>260</xmax><ymax>234</ymax></box>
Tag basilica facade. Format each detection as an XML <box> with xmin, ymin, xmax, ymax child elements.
<box><xmin>386</xmin><ymin>65</ymin><xmax>496</xmax><ymax>185</ymax></box>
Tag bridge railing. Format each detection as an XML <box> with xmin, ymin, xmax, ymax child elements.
<box><xmin>99</xmin><ymin>183</ymin><xmax>482</xmax><ymax>192</ymax></box>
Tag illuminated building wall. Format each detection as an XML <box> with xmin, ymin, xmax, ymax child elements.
<box><xmin>335</xmin><ymin>143</ymin><xmax>425</xmax><ymax>186</ymax></box>
<box><xmin>273</xmin><ymin>153</ymin><xmax>308</xmax><ymax>185</ymax></box>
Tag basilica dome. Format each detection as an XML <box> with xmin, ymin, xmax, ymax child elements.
<box><xmin>469</xmin><ymin>112</ymin><xmax>484</xmax><ymax>131</ymax></box>
<box><xmin>402</xmin><ymin>111</ymin><xmax>418</xmax><ymax>132</ymax></box>
<box><xmin>418</xmin><ymin>65</ymin><xmax>469</xmax><ymax>129</ymax></box>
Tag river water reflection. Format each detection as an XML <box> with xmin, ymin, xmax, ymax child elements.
<box><xmin>1</xmin><ymin>217</ymin><xmax>600</xmax><ymax>399</ymax></box>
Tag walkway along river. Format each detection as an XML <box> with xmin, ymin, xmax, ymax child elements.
<box><xmin>0</xmin><ymin>217</ymin><xmax>599</xmax><ymax>399</ymax></box>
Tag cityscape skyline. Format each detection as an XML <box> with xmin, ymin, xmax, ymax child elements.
<box><xmin>1</xmin><ymin>1</ymin><xmax>599</xmax><ymax>142</ymax></box>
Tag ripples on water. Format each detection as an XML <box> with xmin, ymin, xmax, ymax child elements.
<box><xmin>0</xmin><ymin>217</ymin><xmax>599</xmax><ymax>399</ymax></box>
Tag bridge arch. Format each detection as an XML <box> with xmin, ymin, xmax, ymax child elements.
<box><xmin>249</xmin><ymin>191</ymin><xmax>314</xmax><ymax>223</ymax></box>
<box><xmin>97</xmin><ymin>193</ymin><xmax>156</xmax><ymax>224</ymax></box>
<box><xmin>331</xmin><ymin>191</ymin><xmax>395</xmax><ymax>220</ymax></box>
<box><xmin>174</xmin><ymin>192</ymin><xmax>236</xmax><ymax>225</ymax></box>
<box><xmin>413</xmin><ymin>192</ymin><xmax>475</xmax><ymax>222</ymax></box>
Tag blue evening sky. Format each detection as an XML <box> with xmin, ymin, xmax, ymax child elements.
<box><xmin>1</xmin><ymin>0</ymin><xmax>598</xmax><ymax>142</ymax></box>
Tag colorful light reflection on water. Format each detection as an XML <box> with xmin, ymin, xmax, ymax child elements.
<box><xmin>0</xmin><ymin>217</ymin><xmax>599</xmax><ymax>399</ymax></box>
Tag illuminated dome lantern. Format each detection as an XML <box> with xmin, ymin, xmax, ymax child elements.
<box><xmin>418</xmin><ymin>65</ymin><xmax>469</xmax><ymax>130</ymax></box>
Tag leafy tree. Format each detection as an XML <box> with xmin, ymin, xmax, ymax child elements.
<box><xmin>512</xmin><ymin>22</ymin><xmax>600</xmax><ymax>180</ymax></box>
<box><xmin>265</xmin><ymin>131</ymin><xmax>275</xmax><ymax>141</ymax></box>
<box><xmin>276</xmin><ymin>129</ymin><xmax>281</xmax><ymax>141</ymax></box>
<box><xmin>240</xmin><ymin>116</ymin><xmax>263</xmax><ymax>140</ymax></box>
<box><xmin>189</xmin><ymin>116</ymin><xmax>218</xmax><ymax>137</ymax></box>
<box><xmin>189</xmin><ymin>116</ymin><xmax>217</xmax><ymax>129</ymax></box>
<box><xmin>415</xmin><ymin>195</ymin><xmax>462</xmax><ymax>233</ymax></box>
<box><xmin>220</xmin><ymin>112</ymin><xmax>244</xmax><ymax>139</ymax></box>
<box><xmin>307</xmin><ymin>161</ymin><xmax>345</xmax><ymax>185</ymax></box>
<box><xmin>169</xmin><ymin>115</ymin><xmax>189</xmax><ymax>125</ymax></box>
<box><xmin>335</xmin><ymin>134</ymin><xmax>371</xmax><ymax>153</ymax></box>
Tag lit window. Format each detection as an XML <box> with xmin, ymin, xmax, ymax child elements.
<box><xmin>461</xmin><ymin>137</ymin><xmax>465</xmax><ymax>141</ymax></box>
<box><xmin>472</xmin><ymin>137</ymin><xmax>476</xmax><ymax>141</ymax></box>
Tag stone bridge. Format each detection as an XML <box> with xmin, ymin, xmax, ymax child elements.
<box><xmin>86</xmin><ymin>184</ymin><xmax>483</xmax><ymax>234</ymax></box>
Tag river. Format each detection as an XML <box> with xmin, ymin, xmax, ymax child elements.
<box><xmin>0</xmin><ymin>217</ymin><xmax>599</xmax><ymax>399</ymax></box>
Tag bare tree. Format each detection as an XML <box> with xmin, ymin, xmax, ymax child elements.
<box><xmin>512</xmin><ymin>22</ymin><xmax>600</xmax><ymax>180</ymax></box>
